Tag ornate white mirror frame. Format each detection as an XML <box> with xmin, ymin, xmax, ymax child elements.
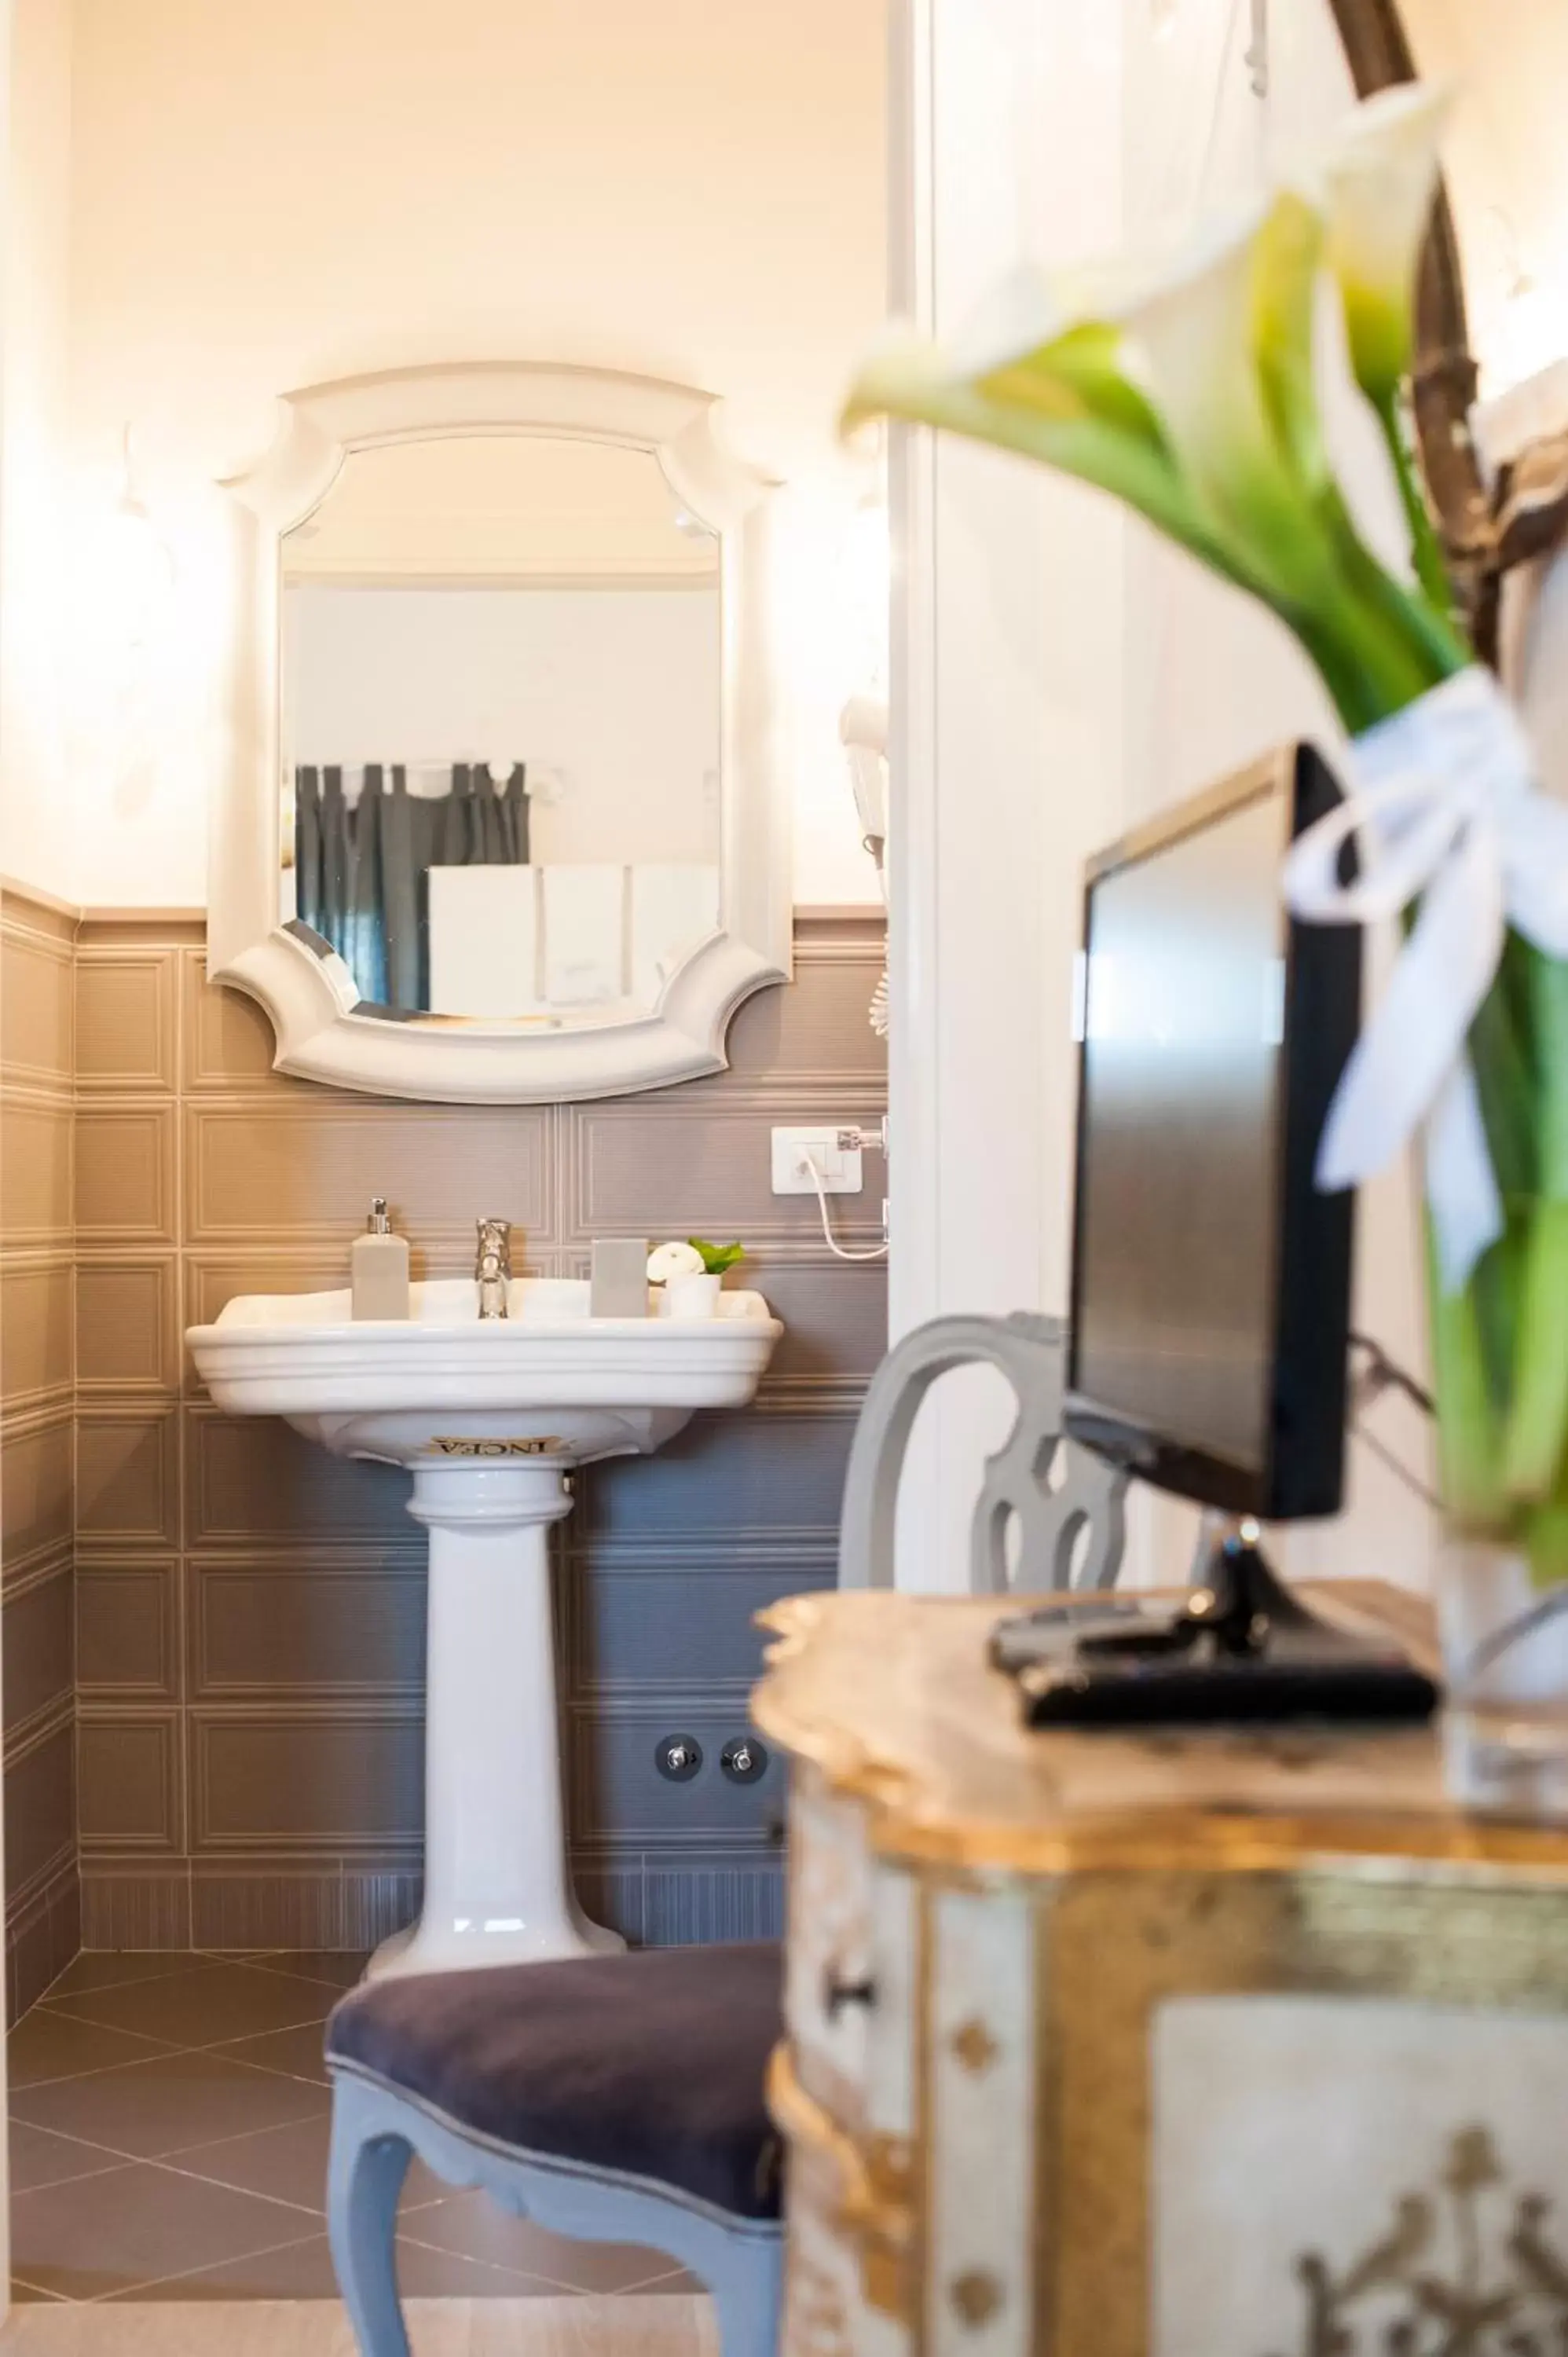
<box><xmin>209</xmin><ymin>360</ymin><xmax>792</xmax><ymax>1102</ymax></box>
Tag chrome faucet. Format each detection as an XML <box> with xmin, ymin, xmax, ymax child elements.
<box><xmin>475</xmin><ymin>1217</ymin><xmax>511</xmax><ymax>1320</ymax></box>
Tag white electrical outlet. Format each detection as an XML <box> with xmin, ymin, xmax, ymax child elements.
<box><xmin>771</xmin><ymin>1127</ymin><xmax>864</xmax><ymax>1195</ymax></box>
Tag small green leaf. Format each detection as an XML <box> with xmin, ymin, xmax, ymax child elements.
<box><xmin>689</xmin><ymin>1237</ymin><xmax>745</xmax><ymax>1277</ymax></box>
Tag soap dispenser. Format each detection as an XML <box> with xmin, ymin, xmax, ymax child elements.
<box><xmin>352</xmin><ymin>1198</ymin><xmax>410</xmax><ymax>1320</ymax></box>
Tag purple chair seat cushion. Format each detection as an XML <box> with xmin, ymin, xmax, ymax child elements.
<box><xmin>326</xmin><ymin>1941</ymin><xmax>784</xmax><ymax>2222</ymax></box>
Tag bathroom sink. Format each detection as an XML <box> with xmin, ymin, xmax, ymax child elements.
<box><xmin>189</xmin><ymin>1275</ymin><xmax>782</xmax><ymax>1468</ymax></box>
<box><xmin>186</xmin><ymin>1277</ymin><xmax>782</xmax><ymax>1981</ymax></box>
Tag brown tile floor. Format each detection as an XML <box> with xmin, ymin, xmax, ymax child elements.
<box><xmin>9</xmin><ymin>1952</ymin><xmax>700</xmax><ymax>2305</ymax></box>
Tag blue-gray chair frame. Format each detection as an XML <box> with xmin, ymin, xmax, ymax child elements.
<box><xmin>328</xmin><ymin>2062</ymin><xmax>782</xmax><ymax>2356</ymax></box>
<box><xmin>838</xmin><ymin>1309</ymin><xmax>1129</xmax><ymax>1591</ymax></box>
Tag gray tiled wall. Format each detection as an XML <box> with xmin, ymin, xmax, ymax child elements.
<box><xmin>34</xmin><ymin>901</ymin><xmax>885</xmax><ymax>1956</ymax></box>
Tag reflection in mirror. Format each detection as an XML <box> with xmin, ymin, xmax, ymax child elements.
<box><xmin>280</xmin><ymin>434</ymin><xmax>721</xmax><ymax>1025</ymax></box>
<box><xmin>1386</xmin><ymin>0</ymin><xmax>1568</xmax><ymax>404</ymax></box>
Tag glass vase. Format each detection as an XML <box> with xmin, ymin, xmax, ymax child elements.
<box><xmin>1439</xmin><ymin>1541</ymin><xmax>1568</xmax><ymax>1818</ymax></box>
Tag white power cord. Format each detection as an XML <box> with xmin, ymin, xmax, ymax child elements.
<box><xmin>797</xmin><ymin>1149</ymin><xmax>889</xmax><ymax>1263</ymax></box>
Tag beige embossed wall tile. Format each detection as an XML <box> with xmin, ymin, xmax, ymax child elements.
<box><xmin>567</xmin><ymin>1102</ymin><xmax>885</xmax><ymax>1249</ymax></box>
<box><xmin>2</xmin><ymin>887</ymin><xmax>82</xmax><ymax>2000</ymax></box>
<box><xmin>339</xmin><ymin>1865</ymin><xmax>427</xmax><ymax>1951</ymax></box>
<box><xmin>185</xmin><ymin>1406</ymin><xmax>413</xmax><ymax>1546</ymax></box>
<box><xmin>185</xmin><ymin>1100</ymin><xmax>555</xmax><ymax>1246</ymax></box>
<box><xmin>188</xmin><ymin>1860</ymin><xmax>348</xmax><ymax>1952</ymax></box>
<box><xmin>0</xmin><ymin>888</ymin><xmax>76</xmax><ymax>945</ymax></box>
<box><xmin>77</xmin><ymin>1560</ymin><xmax>181</xmax><ymax>1700</ymax></box>
<box><xmin>76</xmin><ymin>1407</ymin><xmax>180</xmax><ymax>1549</ymax></box>
<box><xmin>570</xmin><ymin>1701</ymin><xmax>786</xmax><ymax>1842</ymax></box>
<box><xmin>1</xmin><ymin>1413</ymin><xmax>75</xmax><ymax>1573</ymax></box>
<box><xmin>75</xmin><ymin>1102</ymin><xmax>178</xmax><ymax>1243</ymax></box>
<box><xmin>9</xmin><ymin>1861</ymin><xmax>83</xmax><ymax>2017</ymax></box>
<box><xmin>566</xmin><ymin>1548</ymin><xmax>837</xmax><ymax>1692</ymax></box>
<box><xmin>77</xmin><ymin>1710</ymin><xmax>184</xmax><ymax>1850</ymax></box>
<box><xmin>0</xmin><ymin>1259</ymin><xmax>74</xmax><ymax>1407</ymax></box>
<box><xmin>181</xmin><ymin>1252</ymin><xmax>353</xmax><ymax>1395</ymax></box>
<box><xmin>2</xmin><ymin>1563</ymin><xmax>75</xmax><ymax>1737</ymax></box>
<box><xmin>76</xmin><ymin>915</ymin><xmax>203</xmax><ymax>948</ymax></box>
<box><xmin>76</xmin><ymin>1258</ymin><xmax>179</xmax><ymax>1392</ymax></box>
<box><xmin>1</xmin><ymin>926</ymin><xmax>73</xmax><ymax>1085</ymax></box>
<box><xmin>2</xmin><ymin>1098</ymin><xmax>73</xmax><ymax>1242</ymax></box>
<box><xmin>745</xmin><ymin>1258</ymin><xmax>890</xmax><ymax>1392</ymax></box>
<box><xmin>184</xmin><ymin>1253</ymin><xmax>353</xmax><ymax>1334</ymax></box>
<box><xmin>583</xmin><ymin>1402</ymin><xmax>858</xmax><ymax>1542</ymax></box>
<box><xmin>80</xmin><ymin>1864</ymin><xmax>192</xmax><ymax>1951</ymax></box>
<box><xmin>189</xmin><ymin>1557</ymin><xmax>427</xmax><ymax>1701</ymax></box>
<box><xmin>5</xmin><ymin>1718</ymin><xmax>76</xmax><ymax>1894</ymax></box>
<box><xmin>724</xmin><ymin>929</ymin><xmax>889</xmax><ymax>1080</ymax></box>
<box><xmin>191</xmin><ymin>1710</ymin><xmax>423</xmax><ymax>1849</ymax></box>
<box><xmin>75</xmin><ymin>948</ymin><xmax>178</xmax><ymax>1091</ymax></box>
<box><xmin>181</xmin><ymin>947</ymin><xmax>314</xmax><ymax>1094</ymax></box>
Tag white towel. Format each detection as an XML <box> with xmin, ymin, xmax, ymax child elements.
<box><xmin>427</xmin><ymin>867</ymin><xmax>540</xmax><ymax>1016</ymax></box>
<box><xmin>542</xmin><ymin>865</ymin><xmax>627</xmax><ymax>1006</ymax></box>
<box><xmin>628</xmin><ymin>863</ymin><xmax>721</xmax><ymax>1006</ymax></box>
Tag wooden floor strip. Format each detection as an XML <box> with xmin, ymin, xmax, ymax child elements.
<box><xmin>0</xmin><ymin>2293</ymin><xmax>716</xmax><ymax>2355</ymax></box>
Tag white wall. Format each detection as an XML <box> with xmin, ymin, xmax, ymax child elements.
<box><xmin>888</xmin><ymin>0</ymin><xmax>1130</xmax><ymax>1589</ymax></box>
<box><xmin>892</xmin><ymin>0</ymin><xmax>1440</xmax><ymax>1593</ymax></box>
<box><xmin>26</xmin><ymin>0</ymin><xmax>888</xmax><ymax>908</ymax></box>
<box><xmin>284</xmin><ymin>585</ymin><xmax>721</xmax><ymax>866</ymax></box>
<box><xmin>0</xmin><ymin>0</ymin><xmax>73</xmax><ymax>900</ymax></box>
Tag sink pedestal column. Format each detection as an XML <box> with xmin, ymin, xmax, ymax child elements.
<box><xmin>368</xmin><ymin>1457</ymin><xmax>623</xmax><ymax>1980</ymax></box>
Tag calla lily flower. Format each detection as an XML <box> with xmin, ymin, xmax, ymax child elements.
<box><xmin>844</xmin><ymin>198</ymin><xmax>1332</xmax><ymax>607</ymax></box>
<box><xmin>1097</xmin><ymin>189</ymin><xmax>1348</xmax><ymax>618</ymax></box>
<box><xmin>1320</xmin><ymin>79</ymin><xmax>1457</xmax><ymax>616</ymax></box>
<box><xmin>841</xmin><ymin>154</ymin><xmax>1455</xmax><ymax>724</ymax></box>
<box><xmin>844</xmin><ymin>301</ymin><xmax>1240</xmax><ymax>587</ymax></box>
<box><xmin>1322</xmin><ymin>80</ymin><xmax>1453</xmax><ymax>410</ymax></box>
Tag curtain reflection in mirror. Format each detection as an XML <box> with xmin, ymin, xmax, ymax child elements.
<box><xmin>294</xmin><ymin>760</ymin><xmax>529</xmax><ymax>1010</ymax></box>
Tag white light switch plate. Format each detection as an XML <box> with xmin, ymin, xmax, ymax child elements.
<box><xmin>771</xmin><ymin>1127</ymin><xmax>863</xmax><ymax>1194</ymax></box>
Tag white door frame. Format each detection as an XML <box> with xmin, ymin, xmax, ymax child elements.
<box><xmin>885</xmin><ymin>0</ymin><xmax>1130</xmax><ymax>1593</ymax></box>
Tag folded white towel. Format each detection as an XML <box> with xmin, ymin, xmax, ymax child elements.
<box><xmin>628</xmin><ymin>863</ymin><xmax>721</xmax><ymax>1006</ymax></box>
<box><xmin>427</xmin><ymin>867</ymin><xmax>541</xmax><ymax>1016</ymax></box>
<box><xmin>542</xmin><ymin>865</ymin><xmax>627</xmax><ymax>1005</ymax></box>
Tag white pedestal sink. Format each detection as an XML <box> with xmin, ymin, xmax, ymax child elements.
<box><xmin>186</xmin><ymin>1278</ymin><xmax>782</xmax><ymax>1978</ymax></box>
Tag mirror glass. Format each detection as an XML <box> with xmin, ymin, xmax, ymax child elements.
<box><xmin>280</xmin><ymin>433</ymin><xmax>721</xmax><ymax>1025</ymax></box>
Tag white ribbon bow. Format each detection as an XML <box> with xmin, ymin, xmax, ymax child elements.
<box><xmin>1282</xmin><ymin>666</ymin><xmax>1568</xmax><ymax>1292</ymax></box>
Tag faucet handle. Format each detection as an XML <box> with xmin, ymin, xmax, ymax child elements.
<box><xmin>476</xmin><ymin>1216</ymin><xmax>512</xmax><ymax>1270</ymax></box>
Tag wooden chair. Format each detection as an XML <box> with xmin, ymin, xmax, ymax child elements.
<box><xmin>326</xmin><ymin>1942</ymin><xmax>784</xmax><ymax>2357</ymax></box>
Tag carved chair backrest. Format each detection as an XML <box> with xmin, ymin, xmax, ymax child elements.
<box><xmin>837</xmin><ymin>1312</ymin><xmax>1128</xmax><ymax>1593</ymax></box>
